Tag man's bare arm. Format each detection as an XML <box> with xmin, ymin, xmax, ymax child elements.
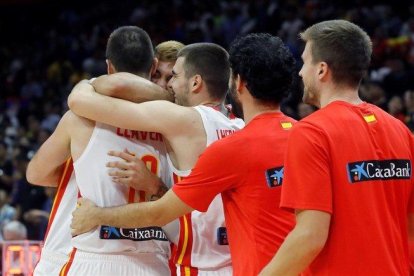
<box><xmin>409</xmin><ymin>213</ymin><xmax>414</xmax><ymax>269</ymax></box>
<box><xmin>26</xmin><ymin>112</ymin><xmax>72</xmax><ymax>186</ymax></box>
<box><xmin>92</xmin><ymin>72</ymin><xmax>174</xmax><ymax>103</ymax></box>
<box><xmin>71</xmin><ymin>190</ymin><xmax>193</xmax><ymax>236</ymax></box>
<box><xmin>68</xmin><ymin>80</ymin><xmax>199</xmax><ymax>137</ymax></box>
<box><xmin>259</xmin><ymin>210</ymin><xmax>331</xmax><ymax>276</ymax></box>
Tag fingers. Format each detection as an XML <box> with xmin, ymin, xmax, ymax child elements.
<box><xmin>106</xmin><ymin>160</ymin><xmax>130</xmax><ymax>170</ymax></box>
<box><xmin>108</xmin><ymin>168</ymin><xmax>133</xmax><ymax>178</ymax></box>
<box><xmin>108</xmin><ymin>150</ymin><xmax>136</xmax><ymax>162</ymax></box>
<box><xmin>112</xmin><ymin>176</ymin><xmax>133</xmax><ymax>185</ymax></box>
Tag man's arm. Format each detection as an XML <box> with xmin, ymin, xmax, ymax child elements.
<box><xmin>259</xmin><ymin>210</ymin><xmax>331</xmax><ymax>276</ymax></box>
<box><xmin>68</xmin><ymin>80</ymin><xmax>199</xmax><ymax>137</ymax></box>
<box><xmin>26</xmin><ymin>112</ymin><xmax>72</xmax><ymax>187</ymax></box>
<box><xmin>71</xmin><ymin>189</ymin><xmax>193</xmax><ymax>236</ymax></box>
<box><xmin>409</xmin><ymin>213</ymin><xmax>414</xmax><ymax>272</ymax></box>
<box><xmin>91</xmin><ymin>72</ymin><xmax>174</xmax><ymax>103</ymax></box>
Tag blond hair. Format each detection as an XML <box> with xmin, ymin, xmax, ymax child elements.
<box><xmin>155</xmin><ymin>40</ymin><xmax>185</xmax><ymax>62</ymax></box>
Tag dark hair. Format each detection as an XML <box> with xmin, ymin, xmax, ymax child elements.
<box><xmin>229</xmin><ymin>33</ymin><xmax>296</xmax><ymax>105</ymax></box>
<box><xmin>178</xmin><ymin>43</ymin><xmax>230</xmax><ymax>100</ymax></box>
<box><xmin>106</xmin><ymin>26</ymin><xmax>154</xmax><ymax>75</ymax></box>
<box><xmin>300</xmin><ymin>20</ymin><xmax>372</xmax><ymax>87</ymax></box>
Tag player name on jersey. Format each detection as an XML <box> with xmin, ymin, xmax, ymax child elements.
<box><xmin>216</xmin><ymin>129</ymin><xmax>237</xmax><ymax>140</ymax></box>
<box><xmin>116</xmin><ymin>128</ymin><xmax>163</xmax><ymax>142</ymax></box>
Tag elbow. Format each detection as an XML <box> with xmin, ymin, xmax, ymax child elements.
<box><xmin>301</xmin><ymin>228</ymin><xmax>329</xmax><ymax>257</ymax></box>
<box><xmin>67</xmin><ymin>91</ymin><xmax>80</xmax><ymax>112</ymax></box>
<box><xmin>26</xmin><ymin>164</ymin><xmax>39</xmax><ymax>185</ymax></box>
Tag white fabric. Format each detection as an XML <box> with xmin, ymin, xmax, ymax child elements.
<box><xmin>65</xmin><ymin>250</ymin><xmax>170</xmax><ymax>276</ymax></box>
<box><xmin>72</xmin><ymin>122</ymin><xmax>173</xmax><ymax>255</ymax></box>
<box><xmin>170</xmin><ymin>105</ymin><xmax>244</xmax><ymax>271</ymax></box>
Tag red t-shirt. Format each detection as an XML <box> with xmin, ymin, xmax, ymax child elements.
<box><xmin>173</xmin><ymin>112</ymin><xmax>296</xmax><ymax>276</ymax></box>
<box><xmin>281</xmin><ymin>101</ymin><xmax>414</xmax><ymax>276</ymax></box>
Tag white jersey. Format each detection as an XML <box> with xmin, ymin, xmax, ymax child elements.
<box><xmin>72</xmin><ymin>122</ymin><xmax>172</xmax><ymax>255</ymax></box>
<box><xmin>34</xmin><ymin>159</ymin><xmax>77</xmax><ymax>276</ymax></box>
<box><xmin>170</xmin><ymin>105</ymin><xmax>244</xmax><ymax>274</ymax></box>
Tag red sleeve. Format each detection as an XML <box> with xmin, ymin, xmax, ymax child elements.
<box><xmin>172</xmin><ymin>138</ymin><xmax>240</xmax><ymax>212</ymax></box>
<box><xmin>281</xmin><ymin>122</ymin><xmax>333</xmax><ymax>213</ymax></box>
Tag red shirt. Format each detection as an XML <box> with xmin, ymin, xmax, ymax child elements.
<box><xmin>173</xmin><ymin>112</ymin><xmax>296</xmax><ymax>276</ymax></box>
<box><xmin>281</xmin><ymin>101</ymin><xmax>414</xmax><ymax>276</ymax></box>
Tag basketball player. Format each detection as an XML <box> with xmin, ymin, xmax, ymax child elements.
<box><xmin>27</xmin><ymin>39</ymin><xmax>185</xmax><ymax>275</ymax></box>
<box><xmin>27</xmin><ymin>26</ymin><xmax>173</xmax><ymax>275</ymax></box>
<box><xmin>68</xmin><ymin>42</ymin><xmax>245</xmax><ymax>275</ymax></box>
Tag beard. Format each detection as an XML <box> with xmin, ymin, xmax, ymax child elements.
<box><xmin>302</xmin><ymin>80</ymin><xmax>319</xmax><ymax>108</ymax></box>
<box><xmin>228</xmin><ymin>80</ymin><xmax>244</xmax><ymax>119</ymax></box>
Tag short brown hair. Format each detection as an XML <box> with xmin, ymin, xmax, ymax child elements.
<box><xmin>300</xmin><ymin>20</ymin><xmax>372</xmax><ymax>87</ymax></box>
<box><xmin>178</xmin><ymin>43</ymin><xmax>230</xmax><ymax>100</ymax></box>
<box><xmin>155</xmin><ymin>40</ymin><xmax>185</xmax><ymax>63</ymax></box>
<box><xmin>106</xmin><ymin>26</ymin><xmax>154</xmax><ymax>75</ymax></box>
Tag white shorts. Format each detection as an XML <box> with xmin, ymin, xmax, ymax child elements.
<box><xmin>62</xmin><ymin>250</ymin><xmax>171</xmax><ymax>276</ymax></box>
<box><xmin>176</xmin><ymin>265</ymin><xmax>232</xmax><ymax>276</ymax></box>
<box><xmin>34</xmin><ymin>249</ymin><xmax>69</xmax><ymax>276</ymax></box>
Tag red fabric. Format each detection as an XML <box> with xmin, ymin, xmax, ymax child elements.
<box><xmin>173</xmin><ymin>112</ymin><xmax>296</xmax><ymax>276</ymax></box>
<box><xmin>281</xmin><ymin>101</ymin><xmax>414</xmax><ymax>275</ymax></box>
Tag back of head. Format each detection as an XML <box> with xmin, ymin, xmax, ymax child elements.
<box><xmin>178</xmin><ymin>43</ymin><xmax>230</xmax><ymax>101</ymax></box>
<box><xmin>229</xmin><ymin>33</ymin><xmax>296</xmax><ymax>105</ymax></box>
<box><xmin>300</xmin><ymin>20</ymin><xmax>372</xmax><ymax>87</ymax></box>
<box><xmin>3</xmin><ymin>221</ymin><xmax>27</xmax><ymax>241</ymax></box>
<box><xmin>155</xmin><ymin>40</ymin><xmax>185</xmax><ymax>63</ymax></box>
<box><xmin>106</xmin><ymin>26</ymin><xmax>154</xmax><ymax>76</ymax></box>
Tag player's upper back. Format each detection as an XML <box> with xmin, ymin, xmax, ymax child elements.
<box><xmin>302</xmin><ymin>101</ymin><xmax>413</xmax><ymax>161</ymax></box>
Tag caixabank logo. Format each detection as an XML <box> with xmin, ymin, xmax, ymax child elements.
<box><xmin>100</xmin><ymin>226</ymin><xmax>168</xmax><ymax>241</ymax></box>
<box><xmin>347</xmin><ymin>159</ymin><xmax>411</xmax><ymax>183</ymax></box>
<box><xmin>265</xmin><ymin>166</ymin><xmax>284</xmax><ymax>187</ymax></box>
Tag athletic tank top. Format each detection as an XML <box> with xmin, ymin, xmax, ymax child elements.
<box><xmin>72</xmin><ymin>122</ymin><xmax>173</xmax><ymax>254</ymax></box>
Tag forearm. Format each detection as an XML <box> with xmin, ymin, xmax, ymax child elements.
<box><xmin>409</xmin><ymin>213</ymin><xmax>414</xmax><ymax>267</ymax></box>
<box><xmin>260</xmin><ymin>229</ymin><xmax>325</xmax><ymax>276</ymax></box>
<box><xmin>94</xmin><ymin>201</ymin><xmax>162</xmax><ymax>228</ymax></box>
<box><xmin>92</xmin><ymin>73</ymin><xmax>174</xmax><ymax>103</ymax></box>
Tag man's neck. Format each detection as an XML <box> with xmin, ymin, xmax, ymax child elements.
<box><xmin>200</xmin><ymin>101</ymin><xmax>228</xmax><ymax>115</ymax></box>
<box><xmin>319</xmin><ymin>85</ymin><xmax>363</xmax><ymax>108</ymax></box>
<box><xmin>243</xmin><ymin>101</ymin><xmax>280</xmax><ymax>124</ymax></box>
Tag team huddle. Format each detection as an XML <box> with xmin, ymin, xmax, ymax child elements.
<box><xmin>26</xmin><ymin>20</ymin><xmax>414</xmax><ymax>276</ymax></box>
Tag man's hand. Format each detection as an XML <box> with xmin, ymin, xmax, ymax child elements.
<box><xmin>71</xmin><ymin>198</ymin><xmax>100</xmax><ymax>236</ymax></box>
<box><xmin>107</xmin><ymin>149</ymin><xmax>161</xmax><ymax>195</ymax></box>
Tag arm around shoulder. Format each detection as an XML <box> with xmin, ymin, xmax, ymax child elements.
<box><xmin>92</xmin><ymin>72</ymin><xmax>174</xmax><ymax>103</ymax></box>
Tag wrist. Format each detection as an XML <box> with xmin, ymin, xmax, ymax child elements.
<box><xmin>148</xmin><ymin>175</ymin><xmax>163</xmax><ymax>195</ymax></box>
<box><xmin>150</xmin><ymin>179</ymin><xmax>169</xmax><ymax>201</ymax></box>
<box><xmin>92</xmin><ymin>205</ymin><xmax>105</xmax><ymax>225</ymax></box>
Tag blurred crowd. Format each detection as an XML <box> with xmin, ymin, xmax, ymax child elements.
<box><xmin>1</xmin><ymin>0</ymin><xmax>414</xmax><ymax>241</ymax></box>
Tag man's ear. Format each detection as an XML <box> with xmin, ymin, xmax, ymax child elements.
<box><xmin>106</xmin><ymin>59</ymin><xmax>116</xmax><ymax>75</ymax></box>
<box><xmin>236</xmin><ymin>74</ymin><xmax>246</xmax><ymax>93</ymax></box>
<box><xmin>150</xmin><ymin>58</ymin><xmax>159</xmax><ymax>77</ymax></box>
<box><xmin>317</xmin><ymin>62</ymin><xmax>329</xmax><ymax>81</ymax></box>
<box><xmin>191</xmin><ymin>74</ymin><xmax>203</xmax><ymax>93</ymax></box>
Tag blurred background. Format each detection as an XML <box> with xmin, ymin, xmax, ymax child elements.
<box><xmin>0</xmin><ymin>0</ymin><xmax>414</xmax><ymax>242</ymax></box>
